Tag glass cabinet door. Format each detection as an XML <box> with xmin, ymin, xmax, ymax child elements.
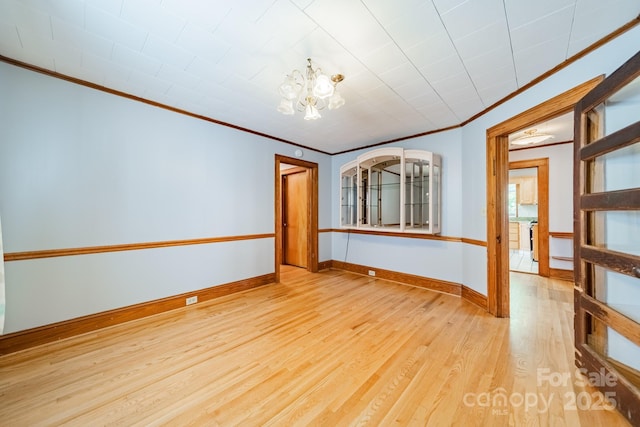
<box><xmin>357</xmin><ymin>148</ymin><xmax>403</xmax><ymax>229</ymax></box>
<box><xmin>404</xmin><ymin>150</ymin><xmax>441</xmax><ymax>234</ymax></box>
<box><xmin>340</xmin><ymin>161</ymin><xmax>357</xmax><ymax>227</ymax></box>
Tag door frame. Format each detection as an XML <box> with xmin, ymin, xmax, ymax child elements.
<box><xmin>281</xmin><ymin>166</ymin><xmax>310</xmax><ymax>268</ymax></box>
<box><xmin>486</xmin><ymin>76</ymin><xmax>603</xmax><ymax>317</ymax></box>
<box><xmin>274</xmin><ymin>154</ymin><xmax>319</xmax><ymax>282</ymax></box>
<box><xmin>508</xmin><ymin>158</ymin><xmax>549</xmax><ymax>277</ymax></box>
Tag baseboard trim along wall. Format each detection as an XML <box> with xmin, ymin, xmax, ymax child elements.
<box><xmin>330</xmin><ymin>260</ymin><xmax>488</xmax><ymax>310</ymax></box>
<box><xmin>549</xmin><ymin>268</ymin><xmax>573</xmax><ymax>282</ymax></box>
<box><xmin>0</xmin><ymin>273</ymin><xmax>275</xmax><ymax>356</ymax></box>
<box><xmin>0</xmin><ymin>261</ymin><xmax>491</xmax><ymax>355</ymax></box>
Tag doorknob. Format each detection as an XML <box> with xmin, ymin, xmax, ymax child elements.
<box><xmin>633</xmin><ymin>266</ymin><xmax>640</xmax><ymax>278</ymax></box>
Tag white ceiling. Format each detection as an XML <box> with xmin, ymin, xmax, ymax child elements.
<box><xmin>1</xmin><ymin>0</ymin><xmax>638</xmax><ymax>154</ymax></box>
<box><xmin>508</xmin><ymin>111</ymin><xmax>574</xmax><ymax>150</ymax></box>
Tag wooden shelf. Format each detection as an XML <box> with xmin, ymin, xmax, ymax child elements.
<box><xmin>549</xmin><ymin>232</ymin><xmax>573</xmax><ymax>239</ymax></box>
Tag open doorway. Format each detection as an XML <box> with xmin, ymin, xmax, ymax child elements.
<box><xmin>507</xmin><ymin>158</ymin><xmax>550</xmax><ymax>277</ymax></box>
<box><xmin>274</xmin><ymin>154</ymin><xmax>319</xmax><ymax>282</ymax></box>
<box><xmin>508</xmin><ymin>166</ymin><xmax>540</xmax><ymax>274</ymax></box>
<box><xmin>486</xmin><ymin>76</ymin><xmax>602</xmax><ymax>317</ymax></box>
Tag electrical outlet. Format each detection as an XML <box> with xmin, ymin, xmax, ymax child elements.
<box><xmin>186</xmin><ymin>296</ymin><xmax>198</xmax><ymax>305</ymax></box>
<box><xmin>368</xmin><ymin>270</ymin><xmax>376</xmax><ymax>277</ymax></box>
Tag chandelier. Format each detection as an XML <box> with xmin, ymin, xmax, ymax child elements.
<box><xmin>277</xmin><ymin>58</ymin><xmax>345</xmax><ymax>120</ymax></box>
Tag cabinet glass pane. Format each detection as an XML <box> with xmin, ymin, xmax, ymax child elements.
<box><xmin>359</xmin><ymin>169</ymin><xmax>368</xmax><ymax>225</ymax></box>
<box><xmin>432</xmin><ymin>163</ymin><xmax>440</xmax><ymax>230</ymax></box>
<box><xmin>366</xmin><ymin>160</ymin><xmax>401</xmax><ymax>228</ymax></box>
<box><xmin>404</xmin><ymin>160</ymin><xmax>430</xmax><ymax>229</ymax></box>
<box><xmin>340</xmin><ymin>173</ymin><xmax>357</xmax><ymax>226</ymax></box>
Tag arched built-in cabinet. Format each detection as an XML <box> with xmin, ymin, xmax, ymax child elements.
<box><xmin>340</xmin><ymin>147</ymin><xmax>441</xmax><ymax>234</ymax></box>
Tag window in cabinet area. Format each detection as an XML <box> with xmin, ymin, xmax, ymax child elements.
<box><xmin>339</xmin><ymin>147</ymin><xmax>441</xmax><ymax>234</ymax></box>
<box><xmin>508</xmin><ymin>183</ymin><xmax>518</xmax><ymax>217</ymax></box>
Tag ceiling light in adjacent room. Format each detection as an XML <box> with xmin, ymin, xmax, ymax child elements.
<box><xmin>512</xmin><ymin>129</ymin><xmax>554</xmax><ymax>145</ymax></box>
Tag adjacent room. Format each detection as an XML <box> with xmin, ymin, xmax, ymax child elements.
<box><xmin>1</xmin><ymin>1</ymin><xmax>639</xmax><ymax>425</ymax></box>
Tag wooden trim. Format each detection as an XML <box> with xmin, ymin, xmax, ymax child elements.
<box><xmin>461</xmin><ymin>285</ymin><xmax>488</xmax><ymax>309</ymax></box>
<box><xmin>486</xmin><ymin>76</ymin><xmax>605</xmax><ymax>318</ymax></box>
<box><xmin>331</xmin><ymin>125</ymin><xmax>461</xmax><ymax>155</ymax></box>
<box><xmin>330</xmin><ymin>228</ymin><xmax>462</xmax><ymax>243</ymax></box>
<box><xmin>549</xmin><ymin>268</ymin><xmax>573</xmax><ymax>281</ymax></box>
<box><xmin>330</xmin><ymin>260</ymin><xmax>462</xmax><ymax>296</ymax></box>
<box><xmin>0</xmin><ymin>273</ymin><xmax>275</xmax><ymax>356</ymax></box>
<box><xmin>580</xmin><ymin>293</ymin><xmax>640</xmax><ymax>348</ymax></box>
<box><xmin>4</xmin><ymin>233</ymin><xmax>275</xmax><ymax>262</ymax></box>
<box><xmin>549</xmin><ymin>231</ymin><xmax>573</xmax><ymax>239</ymax></box>
<box><xmin>320</xmin><ymin>229</ymin><xmax>488</xmax><ymax>247</ymax></box>
<box><xmin>581</xmin><ymin>188</ymin><xmax>640</xmax><ymax>210</ymax></box>
<box><xmin>580</xmin><ymin>121</ymin><xmax>640</xmax><ymax>161</ymax></box>
<box><xmin>581</xmin><ymin>245</ymin><xmax>640</xmax><ymax>277</ymax></box>
<box><xmin>317</xmin><ymin>260</ymin><xmax>332</xmax><ymax>270</ymax></box>
<box><xmin>461</xmin><ymin>237</ymin><xmax>487</xmax><ymax>247</ymax></box>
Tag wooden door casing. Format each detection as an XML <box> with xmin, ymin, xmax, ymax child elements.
<box><xmin>282</xmin><ymin>169</ymin><xmax>309</xmax><ymax>268</ymax></box>
<box><xmin>274</xmin><ymin>154</ymin><xmax>319</xmax><ymax>283</ymax></box>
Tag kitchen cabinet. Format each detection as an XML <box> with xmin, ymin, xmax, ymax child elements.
<box><xmin>509</xmin><ymin>222</ymin><xmax>519</xmax><ymax>249</ymax></box>
<box><xmin>510</xmin><ymin>176</ymin><xmax>537</xmax><ymax>204</ymax></box>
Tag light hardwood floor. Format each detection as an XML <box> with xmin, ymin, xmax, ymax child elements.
<box><xmin>0</xmin><ymin>267</ymin><xmax>630</xmax><ymax>426</ymax></box>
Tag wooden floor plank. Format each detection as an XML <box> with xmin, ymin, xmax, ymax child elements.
<box><xmin>0</xmin><ymin>266</ymin><xmax>631</xmax><ymax>426</ymax></box>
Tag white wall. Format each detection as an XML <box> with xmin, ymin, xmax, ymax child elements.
<box><xmin>0</xmin><ymin>61</ymin><xmax>333</xmax><ymax>333</ymax></box>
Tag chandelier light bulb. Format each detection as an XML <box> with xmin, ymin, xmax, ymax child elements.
<box><xmin>304</xmin><ymin>103</ymin><xmax>321</xmax><ymax>120</ymax></box>
<box><xmin>328</xmin><ymin>91</ymin><xmax>345</xmax><ymax>110</ymax></box>
<box><xmin>313</xmin><ymin>74</ymin><xmax>334</xmax><ymax>99</ymax></box>
<box><xmin>277</xmin><ymin>98</ymin><xmax>295</xmax><ymax>115</ymax></box>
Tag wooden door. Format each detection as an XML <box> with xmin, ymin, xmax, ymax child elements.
<box><xmin>282</xmin><ymin>169</ymin><xmax>309</xmax><ymax>268</ymax></box>
<box><xmin>574</xmin><ymin>50</ymin><xmax>640</xmax><ymax>425</ymax></box>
